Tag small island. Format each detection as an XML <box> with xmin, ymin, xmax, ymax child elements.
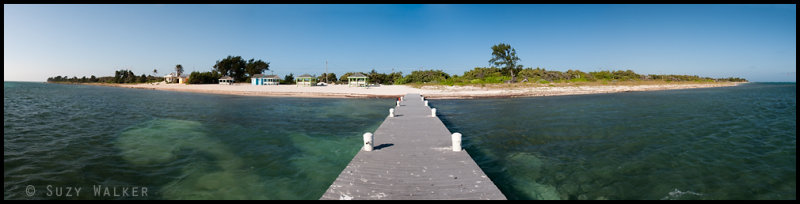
<box><xmin>47</xmin><ymin>44</ymin><xmax>746</xmax><ymax>99</ymax></box>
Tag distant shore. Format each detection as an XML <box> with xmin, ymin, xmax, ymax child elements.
<box><xmin>78</xmin><ymin>81</ymin><xmax>746</xmax><ymax>99</ymax></box>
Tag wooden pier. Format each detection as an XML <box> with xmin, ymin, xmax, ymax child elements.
<box><xmin>320</xmin><ymin>93</ymin><xmax>506</xmax><ymax>200</ymax></box>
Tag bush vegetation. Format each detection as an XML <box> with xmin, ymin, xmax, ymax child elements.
<box><xmin>47</xmin><ymin>69</ymin><xmax>163</xmax><ymax>84</ymax></box>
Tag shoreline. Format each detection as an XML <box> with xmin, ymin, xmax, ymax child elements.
<box><xmin>73</xmin><ymin>82</ymin><xmax>747</xmax><ymax>99</ymax></box>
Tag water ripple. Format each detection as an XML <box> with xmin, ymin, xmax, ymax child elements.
<box><xmin>438</xmin><ymin>83</ymin><xmax>796</xmax><ymax>200</ymax></box>
<box><xmin>5</xmin><ymin>82</ymin><xmax>392</xmax><ymax>200</ymax></box>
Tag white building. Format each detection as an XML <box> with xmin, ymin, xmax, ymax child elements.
<box><xmin>219</xmin><ymin>76</ymin><xmax>234</xmax><ymax>85</ymax></box>
<box><xmin>164</xmin><ymin>73</ymin><xmax>187</xmax><ymax>84</ymax></box>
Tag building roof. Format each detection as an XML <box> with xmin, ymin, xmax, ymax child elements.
<box><xmin>297</xmin><ymin>74</ymin><xmax>314</xmax><ymax>78</ymax></box>
<box><xmin>220</xmin><ymin>76</ymin><xmax>233</xmax><ymax>80</ymax></box>
<box><xmin>252</xmin><ymin>74</ymin><xmax>281</xmax><ymax>79</ymax></box>
<box><xmin>348</xmin><ymin>73</ymin><xmax>367</xmax><ymax>78</ymax></box>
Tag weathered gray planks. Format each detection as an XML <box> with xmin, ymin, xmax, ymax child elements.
<box><xmin>320</xmin><ymin>93</ymin><xmax>506</xmax><ymax>200</ymax></box>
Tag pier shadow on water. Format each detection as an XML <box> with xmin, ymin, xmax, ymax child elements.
<box><xmin>438</xmin><ymin>108</ymin><xmax>561</xmax><ymax>200</ymax></box>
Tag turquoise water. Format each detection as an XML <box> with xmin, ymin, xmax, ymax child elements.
<box><xmin>4</xmin><ymin>82</ymin><xmax>796</xmax><ymax>200</ymax></box>
<box><xmin>4</xmin><ymin>82</ymin><xmax>392</xmax><ymax>199</ymax></box>
<box><xmin>435</xmin><ymin>83</ymin><xmax>796</xmax><ymax>200</ymax></box>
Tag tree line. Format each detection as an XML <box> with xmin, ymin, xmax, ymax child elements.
<box><xmin>46</xmin><ymin>56</ymin><xmax>272</xmax><ymax>85</ymax></box>
<box><xmin>183</xmin><ymin>56</ymin><xmax>271</xmax><ymax>84</ymax></box>
<box><xmin>267</xmin><ymin>67</ymin><xmax>745</xmax><ymax>86</ymax></box>
<box><xmin>47</xmin><ymin>46</ymin><xmax>746</xmax><ymax>85</ymax></box>
<box><xmin>260</xmin><ymin>43</ymin><xmax>745</xmax><ymax>85</ymax></box>
<box><xmin>47</xmin><ymin>69</ymin><xmax>163</xmax><ymax>84</ymax></box>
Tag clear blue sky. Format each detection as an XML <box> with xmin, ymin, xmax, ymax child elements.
<box><xmin>4</xmin><ymin>4</ymin><xmax>796</xmax><ymax>82</ymax></box>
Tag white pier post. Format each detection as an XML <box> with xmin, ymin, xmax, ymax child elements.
<box><xmin>431</xmin><ymin>108</ymin><xmax>437</xmax><ymax>117</ymax></box>
<box><xmin>421</xmin><ymin>96</ymin><xmax>424</xmax><ymax>101</ymax></box>
<box><xmin>424</xmin><ymin>100</ymin><xmax>429</xmax><ymax>107</ymax></box>
<box><xmin>401</xmin><ymin>96</ymin><xmax>404</xmax><ymax>101</ymax></box>
<box><xmin>363</xmin><ymin>132</ymin><xmax>374</xmax><ymax>151</ymax></box>
<box><xmin>396</xmin><ymin>100</ymin><xmax>400</xmax><ymax>106</ymax></box>
<box><xmin>451</xmin><ymin>133</ymin><xmax>462</xmax><ymax>151</ymax></box>
<box><xmin>389</xmin><ymin>108</ymin><xmax>395</xmax><ymax>117</ymax></box>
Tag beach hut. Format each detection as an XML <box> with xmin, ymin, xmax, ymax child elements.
<box><xmin>295</xmin><ymin>74</ymin><xmax>316</xmax><ymax>86</ymax></box>
<box><xmin>219</xmin><ymin>76</ymin><xmax>234</xmax><ymax>85</ymax></box>
<box><xmin>347</xmin><ymin>73</ymin><xmax>368</xmax><ymax>87</ymax></box>
<box><xmin>164</xmin><ymin>73</ymin><xmax>176</xmax><ymax>83</ymax></box>
<box><xmin>251</xmin><ymin>74</ymin><xmax>280</xmax><ymax>85</ymax></box>
<box><xmin>264</xmin><ymin>75</ymin><xmax>281</xmax><ymax>85</ymax></box>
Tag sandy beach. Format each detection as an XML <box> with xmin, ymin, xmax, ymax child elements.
<box><xmin>95</xmin><ymin>82</ymin><xmax>746</xmax><ymax>99</ymax></box>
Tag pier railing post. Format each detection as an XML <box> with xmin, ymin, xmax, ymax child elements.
<box><xmin>431</xmin><ymin>108</ymin><xmax>436</xmax><ymax>117</ymax></box>
<box><xmin>421</xmin><ymin>96</ymin><xmax>424</xmax><ymax>101</ymax></box>
<box><xmin>452</xmin><ymin>133</ymin><xmax>462</xmax><ymax>151</ymax></box>
<box><xmin>424</xmin><ymin>100</ymin><xmax>428</xmax><ymax>107</ymax></box>
<box><xmin>363</xmin><ymin>132</ymin><xmax>374</xmax><ymax>151</ymax></box>
<box><xmin>396</xmin><ymin>100</ymin><xmax>400</xmax><ymax>106</ymax></box>
<box><xmin>389</xmin><ymin>108</ymin><xmax>395</xmax><ymax>117</ymax></box>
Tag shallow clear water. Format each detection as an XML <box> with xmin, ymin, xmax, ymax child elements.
<box><xmin>4</xmin><ymin>82</ymin><xmax>796</xmax><ymax>200</ymax></box>
<box><xmin>435</xmin><ymin>83</ymin><xmax>796</xmax><ymax>200</ymax></box>
<box><xmin>4</xmin><ymin>82</ymin><xmax>392</xmax><ymax>199</ymax></box>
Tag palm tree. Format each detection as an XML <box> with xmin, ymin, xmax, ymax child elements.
<box><xmin>153</xmin><ymin>69</ymin><xmax>158</xmax><ymax>76</ymax></box>
<box><xmin>175</xmin><ymin>64</ymin><xmax>184</xmax><ymax>77</ymax></box>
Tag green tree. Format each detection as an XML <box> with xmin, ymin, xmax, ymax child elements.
<box><xmin>565</xmin><ymin>69</ymin><xmax>589</xmax><ymax>80</ymax></box>
<box><xmin>213</xmin><ymin>56</ymin><xmax>247</xmax><ymax>82</ymax></box>
<box><xmin>327</xmin><ymin>73</ymin><xmax>337</xmax><ymax>83</ymax></box>
<box><xmin>339</xmin><ymin>72</ymin><xmax>354</xmax><ymax>83</ymax></box>
<box><xmin>590</xmin><ymin>70</ymin><xmax>613</xmax><ymax>80</ymax></box>
<box><xmin>489</xmin><ymin>43</ymin><xmax>522</xmax><ymax>82</ymax></box>
<box><xmin>188</xmin><ymin>71</ymin><xmax>223</xmax><ymax>84</ymax></box>
<box><xmin>611</xmin><ymin>70</ymin><xmax>640</xmax><ymax>81</ymax></box>
<box><xmin>368</xmin><ymin>69</ymin><xmax>390</xmax><ymax>84</ymax></box>
<box><xmin>113</xmin><ymin>69</ymin><xmax>137</xmax><ymax>83</ymax></box>
<box><xmin>404</xmin><ymin>70</ymin><xmax>450</xmax><ymax>83</ymax></box>
<box><xmin>281</xmin><ymin>73</ymin><xmax>295</xmax><ymax>84</ymax></box>
<box><xmin>388</xmin><ymin>72</ymin><xmax>403</xmax><ymax>84</ymax></box>
<box><xmin>317</xmin><ymin>73</ymin><xmax>337</xmax><ymax>83</ymax></box>
<box><xmin>245</xmin><ymin>59</ymin><xmax>270</xmax><ymax>79</ymax></box>
<box><xmin>214</xmin><ymin>56</ymin><xmax>270</xmax><ymax>82</ymax></box>
<box><xmin>463</xmin><ymin>67</ymin><xmax>502</xmax><ymax>80</ymax></box>
<box><xmin>114</xmin><ymin>70</ymin><xmax>122</xmax><ymax>83</ymax></box>
<box><xmin>127</xmin><ymin>70</ymin><xmax>136</xmax><ymax>83</ymax></box>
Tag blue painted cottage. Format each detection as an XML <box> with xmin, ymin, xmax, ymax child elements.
<box><xmin>251</xmin><ymin>74</ymin><xmax>281</xmax><ymax>85</ymax></box>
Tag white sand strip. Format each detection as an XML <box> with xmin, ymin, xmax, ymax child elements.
<box><xmin>101</xmin><ymin>82</ymin><xmax>744</xmax><ymax>99</ymax></box>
